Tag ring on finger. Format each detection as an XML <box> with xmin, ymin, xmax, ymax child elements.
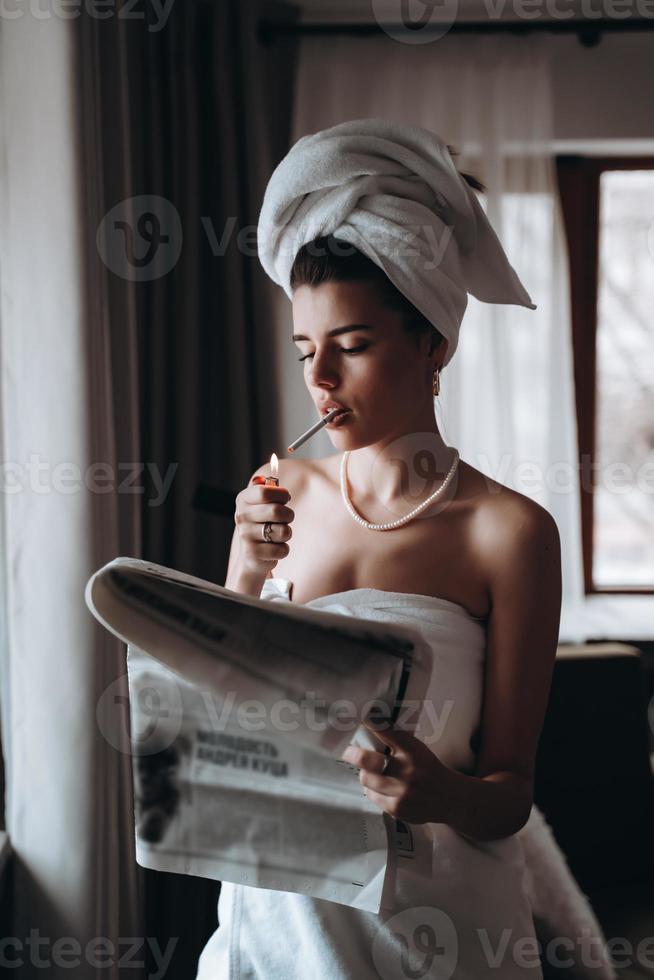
<box><xmin>262</xmin><ymin>521</ymin><xmax>274</xmax><ymax>543</ymax></box>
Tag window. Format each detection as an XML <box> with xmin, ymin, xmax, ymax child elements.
<box><xmin>556</xmin><ymin>157</ymin><xmax>654</xmax><ymax>595</ymax></box>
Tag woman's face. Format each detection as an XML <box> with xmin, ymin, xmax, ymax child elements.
<box><xmin>292</xmin><ymin>280</ymin><xmax>440</xmax><ymax>450</ymax></box>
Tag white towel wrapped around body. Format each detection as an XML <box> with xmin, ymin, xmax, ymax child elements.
<box><xmin>197</xmin><ymin>578</ymin><xmax>617</xmax><ymax>980</ymax></box>
<box><xmin>257</xmin><ymin>117</ymin><xmax>536</xmax><ymax>367</ymax></box>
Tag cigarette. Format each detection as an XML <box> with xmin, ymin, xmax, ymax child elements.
<box><xmin>287</xmin><ymin>407</ymin><xmax>342</xmax><ymax>453</ymax></box>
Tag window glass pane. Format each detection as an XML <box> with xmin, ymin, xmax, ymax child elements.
<box><xmin>594</xmin><ymin>169</ymin><xmax>654</xmax><ymax>587</ymax></box>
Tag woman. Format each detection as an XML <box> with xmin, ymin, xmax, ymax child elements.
<box><xmin>197</xmin><ymin>119</ymin><xmax>562</xmax><ymax>979</ymax></box>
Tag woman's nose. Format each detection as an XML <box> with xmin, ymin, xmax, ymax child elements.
<box><xmin>307</xmin><ymin>350</ymin><xmax>339</xmax><ymax>388</ymax></box>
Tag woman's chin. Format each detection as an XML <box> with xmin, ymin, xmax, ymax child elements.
<box><xmin>327</xmin><ymin>430</ymin><xmax>368</xmax><ymax>451</ymax></box>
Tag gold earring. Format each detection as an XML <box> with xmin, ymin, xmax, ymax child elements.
<box><xmin>432</xmin><ymin>367</ymin><xmax>441</xmax><ymax>397</ymax></box>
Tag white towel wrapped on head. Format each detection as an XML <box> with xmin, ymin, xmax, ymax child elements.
<box><xmin>257</xmin><ymin>117</ymin><xmax>536</xmax><ymax>367</ymax></box>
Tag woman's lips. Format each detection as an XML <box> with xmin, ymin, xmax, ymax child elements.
<box><xmin>320</xmin><ymin>405</ymin><xmax>350</xmax><ymax>418</ymax></box>
<box><xmin>325</xmin><ymin>409</ymin><xmax>352</xmax><ymax>427</ymax></box>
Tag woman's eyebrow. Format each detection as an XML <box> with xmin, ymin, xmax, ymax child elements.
<box><xmin>292</xmin><ymin>323</ymin><xmax>375</xmax><ymax>342</ymax></box>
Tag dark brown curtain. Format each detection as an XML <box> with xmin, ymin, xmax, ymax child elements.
<box><xmin>82</xmin><ymin>0</ymin><xmax>300</xmax><ymax>975</ymax></box>
<box><xmin>129</xmin><ymin>0</ymin><xmax>300</xmax><ymax>583</ymax></box>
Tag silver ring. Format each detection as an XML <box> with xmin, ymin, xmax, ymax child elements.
<box><xmin>262</xmin><ymin>522</ymin><xmax>274</xmax><ymax>543</ymax></box>
<box><xmin>380</xmin><ymin>753</ymin><xmax>392</xmax><ymax>776</ymax></box>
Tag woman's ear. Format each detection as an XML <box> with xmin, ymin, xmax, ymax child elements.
<box><xmin>429</xmin><ymin>332</ymin><xmax>450</xmax><ymax>360</ymax></box>
<box><xmin>427</xmin><ymin>328</ymin><xmax>445</xmax><ymax>359</ymax></box>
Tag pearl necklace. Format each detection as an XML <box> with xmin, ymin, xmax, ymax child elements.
<box><xmin>339</xmin><ymin>448</ymin><xmax>460</xmax><ymax>531</ymax></box>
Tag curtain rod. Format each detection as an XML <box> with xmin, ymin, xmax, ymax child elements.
<box><xmin>258</xmin><ymin>18</ymin><xmax>654</xmax><ymax>47</ymax></box>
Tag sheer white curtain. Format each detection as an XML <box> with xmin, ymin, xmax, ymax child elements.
<box><xmin>284</xmin><ymin>31</ymin><xmax>587</xmax><ymax>641</ymax></box>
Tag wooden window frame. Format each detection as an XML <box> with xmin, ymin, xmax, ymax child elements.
<box><xmin>555</xmin><ymin>155</ymin><xmax>654</xmax><ymax>597</ymax></box>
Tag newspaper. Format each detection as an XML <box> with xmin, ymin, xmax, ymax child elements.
<box><xmin>85</xmin><ymin>557</ymin><xmax>432</xmax><ymax>913</ymax></box>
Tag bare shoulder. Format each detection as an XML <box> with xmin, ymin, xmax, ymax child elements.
<box><xmin>462</xmin><ymin>461</ymin><xmax>562</xmax><ymax>602</ymax></box>
<box><xmin>459</xmin><ymin>460</ymin><xmax>558</xmax><ymax>541</ymax></box>
<box><xmin>482</xmin><ymin>489</ymin><xmax>559</xmax><ymax>559</ymax></box>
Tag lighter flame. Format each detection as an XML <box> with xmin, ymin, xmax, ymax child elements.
<box><xmin>270</xmin><ymin>452</ymin><xmax>279</xmax><ymax>478</ymax></box>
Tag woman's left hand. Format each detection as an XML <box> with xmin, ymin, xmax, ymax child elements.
<box><xmin>339</xmin><ymin>721</ymin><xmax>454</xmax><ymax>825</ymax></box>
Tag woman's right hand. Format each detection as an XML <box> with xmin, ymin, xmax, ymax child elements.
<box><xmin>233</xmin><ymin>477</ymin><xmax>294</xmax><ymax>575</ymax></box>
